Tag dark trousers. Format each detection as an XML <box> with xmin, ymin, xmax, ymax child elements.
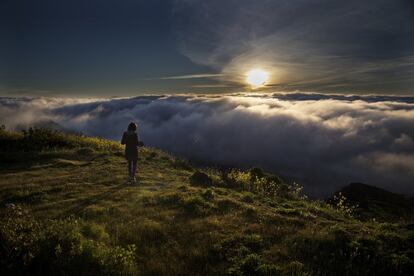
<box><xmin>127</xmin><ymin>159</ymin><xmax>137</xmax><ymax>178</ymax></box>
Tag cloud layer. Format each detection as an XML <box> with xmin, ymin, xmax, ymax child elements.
<box><xmin>1</xmin><ymin>93</ymin><xmax>414</xmax><ymax>197</ymax></box>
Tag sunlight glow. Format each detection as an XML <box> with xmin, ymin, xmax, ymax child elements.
<box><xmin>246</xmin><ymin>69</ymin><xmax>269</xmax><ymax>88</ymax></box>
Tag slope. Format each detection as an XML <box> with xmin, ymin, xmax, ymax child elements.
<box><xmin>0</xmin><ymin>128</ymin><xmax>413</xmax><ymax>275</ymax></box>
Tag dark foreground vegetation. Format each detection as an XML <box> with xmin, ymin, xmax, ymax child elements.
<box><xmin>0</xmin><ymin>127</ymin><xmax>413</xmax><ymax>275</ymax></box>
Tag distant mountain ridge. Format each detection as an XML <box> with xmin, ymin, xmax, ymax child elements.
<box><xmin>14</xmin><ymin>119</ymin><xmax>70</xmax><ymax>133</ymax></box>
<box><xmin>332</xmin><ymin>182</ymin><xmax>414</xmax><ymax>221</ymax></box>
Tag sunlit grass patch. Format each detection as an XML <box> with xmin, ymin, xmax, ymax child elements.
<box><xmin>52</xmin><ymin>158</ymin><xmax>90</xmax><ymax>167</ymax></box>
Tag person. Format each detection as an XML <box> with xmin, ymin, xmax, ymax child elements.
<box><xmin>121</xmin><ymin>122</ymin><xmax>141</xmax><ymax>184</ymax></box>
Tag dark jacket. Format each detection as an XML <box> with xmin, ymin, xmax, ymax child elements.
<box><xmin>121</xmin><ymin>131</ymin><xmax>139</xmax><ymax>160</ymax></box>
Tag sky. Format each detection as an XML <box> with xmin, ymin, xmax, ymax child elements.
<box><xmin>1</xmin><ymin>1</ymin><xmax>414</xmax><ymax>196</ymax></box>
<box><xmin>1</xmin><ymin>0</ymin><xmax>414</xmax><ymax>96</ymax></box>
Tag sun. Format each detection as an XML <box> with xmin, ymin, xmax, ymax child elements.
<box><xmin>246</xmin><ymin>69</ymin><xmax>269</xmax><ymax>88</ymax></box>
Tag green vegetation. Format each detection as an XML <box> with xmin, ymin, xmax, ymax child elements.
<box><xmin>0</xmin><ymin>128</ymin><xmax>413</xmax><ymax>275</ymax></box>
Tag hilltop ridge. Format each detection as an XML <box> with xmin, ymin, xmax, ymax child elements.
<box><xmin>0</xmin><ymin>128</ymin><xmax>413</xmax><ymax>275</ymax></box>
<box><xmin>332</xmin><ymin>182</ymin><xmax>414</xmax><ymax>221</ymax></box>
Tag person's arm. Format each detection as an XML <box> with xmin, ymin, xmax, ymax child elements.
<box><xmin>135</xmin><ymin>133</ymin><xmax>139</xmax><ymax>147</ymax></box>
<box><xmin>121</xmin><ymin>132</ymin><xmax>126</xmax><ymax>145</ymax></box>
<box><xmin>137</xmin><ymin>133</ymin><xmax>144</xmax><ymax>147</ymax></box>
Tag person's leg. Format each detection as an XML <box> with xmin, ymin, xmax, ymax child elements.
<box><xmin>132</xmin><ymin>159</ymin><xmax>137</xmax><ymax>181</ymax></box>
<box><xmin>127</xmin><ymin>160</ymin><xmax>133</xmax><ymax>179</ymax></box>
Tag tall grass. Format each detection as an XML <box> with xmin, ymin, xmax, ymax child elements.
<box><xmin>0</xmin><ymin>127</ymin><xmax>122</xmax><ymax>153</ymax></box>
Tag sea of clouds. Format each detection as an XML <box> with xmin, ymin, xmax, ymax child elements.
<box><xmin>1</xmin><ymin>93</ymin><xmax>414</xmax><ymax>197</ymax></box>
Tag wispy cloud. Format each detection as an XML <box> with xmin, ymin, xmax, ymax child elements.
<box><xmin>159</xmin><ymin>73</ymin><xmax>223</xmax><ymax>80</ymax></box>
<box><xmin>191</xmin><ymin>84</ymin><xmax>233</xmax><ymax>88</ymax></box>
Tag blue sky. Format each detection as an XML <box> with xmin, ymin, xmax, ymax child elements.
<box><xmin>1</xmin><ymin>0</ymin><xmax>414</xmax><ymax>96</ymax></box>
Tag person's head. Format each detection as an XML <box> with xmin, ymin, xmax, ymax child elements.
<box><xmin>127</xmin><ymin>122</ymin><xmax>137</xmax><ymax>132</ymax></box>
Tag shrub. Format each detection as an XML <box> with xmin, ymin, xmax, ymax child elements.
<box><xmin>248</xmin><ymin>167</ymin><xmax>264</xmax><ymax>179</ymax></box>
<box><xmin>189</xmin><ymin>171</ymin><xmax>212</xmax><ymax>187</ymax></box>
<box><xmin>243</xmin><ymin>207</ymin><xmax>258</xmax><ymax>220</ymax></box>
<box><xmin>0</xmin><ymin>128</ymin><xmax>121</xmax><ymax>153</ymax></box>
<box><xmin>227</xmin><ymin>254</ymin><xmax>262</xmax><ymax>275</ymax></box>
<box><xmin>0</xmin><ymin>206</ymin><xmax>137</xmax><ymax>275</ymax></box>
<box><xmin>332</xmin><ymin>192</ymin><xmax>358</xmax><ymax>216</ymax></box>
<box><xmin>241</xmin><ymin>192</ymin><xmax>254</xmax><ymax>203</ymax></box>
<box><xmin>252</xmin><ymin>177</ymin><xmax>280</xmax><ymax>197</ymax></box>
<box><xmin>137</xmin><ymin>219</ymin><xmax>166</xmax><ymax>244</ymax></box>
<box><xmin>146</xmin><ymin>152</ymin><xmax>157</xmax><ymax>160</ymax></box>
<box><xmin>181</xmin><ymin>195</ymin><xmax>213</xmax><ymax>216</ymax></box>
<box><xmin>202</xmin><ymin>189</ymin><xmax>215</xmax><ymax>200</ymax></box>
<box><xmin>288</xmin><ymin>225</ymin><xmax>414</xmax><ymax>275</ymax></box>
<box><xmin>155</xmin><ymin>192</ymin><xmax>182</xmax><ymax>206</ymax></box>
<box><xmin>224</xmin><ymin>169</ymin><xmax>305</xmax><ymax>201</ymax></box>
<box><xmin>0</xmin><ymin>204</ymin><xmax>42</xmax><ymax>270</ymax></box>
<box><xmin>173</xmin><ymin>157</ymin><xmax>193</xmax><ymax>171</ymax></box>
<box><xmin>227</xmin><ymin>170</ymin><xmax>278</xmax><ymax>196</ymax></box>
<box><xmin>227</xmin><ymin>254</ymin><xmax>283</xmax><ymax>276</ymax></box>
<box><xmin>227</xmin><ymin>170</ymin><xmax>251</xmax><ymax>190</ymax></box>
<box><xmin>117</xmin><ymin>219</ymin><xmax>166</xmax><ymax>246</ymax></box>
<box><xmin>216</xmin><ymin>199</ymin><xmax>240</xmax><ymax>213</ymax></box>
<box><xmin>82</xmin><ymin>222</ymin><xmax>109</xmax><ymax>242</ymax></box>
<box><xmin>256</xmin><ymin>263</ymin><xmax>284</xmax><ymax>275</ymax></box>
<box><xmin>76</xmin><ymin>147</ymin><xmax>95</xmax><ymax>156</ymax></box>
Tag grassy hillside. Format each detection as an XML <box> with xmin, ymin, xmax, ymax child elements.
<box><xmin>0</xmin><ymin>128</ymin><xmax>413</xmax><ymax>275</ymax></box>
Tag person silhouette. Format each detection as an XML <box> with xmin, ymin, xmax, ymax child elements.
<box><xmin>121</xmin><ymin>122</ymin><xmax>141</xmax><ymax>184</ymax></box>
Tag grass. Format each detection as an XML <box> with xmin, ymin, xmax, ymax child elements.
<box><xmin>0</xmin><ymin>128</ymin><xmax>413</xmax><ymax>275</ymax></box>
